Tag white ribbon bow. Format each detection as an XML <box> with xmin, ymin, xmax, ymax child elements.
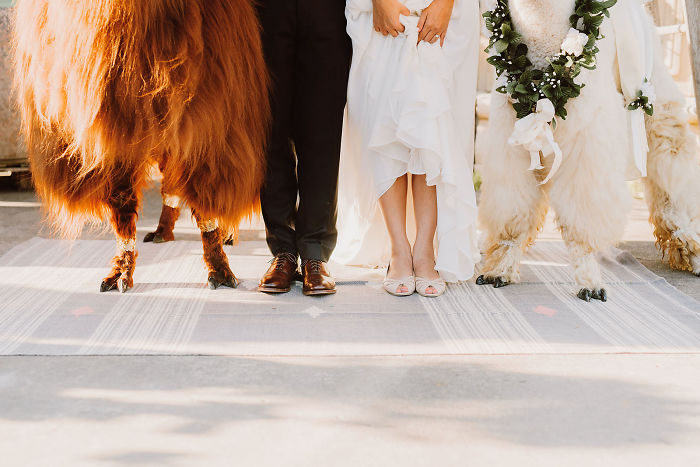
<box><xmin>508</xmin><ymin>99</ymin><xmax>563</xmax><ymax>185</ymax></box>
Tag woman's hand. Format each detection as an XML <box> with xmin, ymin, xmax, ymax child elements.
<box><xmin>373</xmin><ymin>0</ymin><xmax>411</xmax><ymax>37</ymax></box>
<box><xmin>417</xmin><ymin>0</ymin><xmax>454</xmax><ymax>46</ymax></box>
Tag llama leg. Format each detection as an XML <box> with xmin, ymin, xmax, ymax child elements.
<box><xmin>144</xmin><ymin>194</ymin><xmax>181</xmax><ymax>243</ymax></box>
<box><xmin>477</xmin><ymin>96</ymin><xmax>549</xmax><ymax>287</ymax></box>
<box><xmin>560</xmin><ymin>233</ymin><xmax>607</xmax><ymax>302</ymax></box>
<box><xmin>195</xmin><ymin>216</ymin><xmax>238</xmax><ymax>290</ymax></box>
<box><xmin>644</xmin><ymin>102</ymin><xmax>700</xmax><ymax>275</ymax></box>
<box><xmin>549</xmin><ymin>162</ymin><xmax>629</xmax><ymax>302</ymax></box>
<box><xmin>101</xmin><ymin>189</ymin><xmax>139</xmax><ymax>293</ymax></box>
<box><xmin>477</xmin><ymin>187</ymin><xmax>548</xmax><ymax>288</ymax></box>
<box><xmin>144</xmin><ymin>160</ymin><xmax>181</xmax><ymax>243</ymax></box>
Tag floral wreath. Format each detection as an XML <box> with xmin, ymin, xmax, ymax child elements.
<box><xmin>483</xmin><ymin>0</ymin><xmax>656</xmax><ymax>184</ymax></box>
<box><xmin>484</xmin><ymin>0</ymin><xmax>628</xmax><ymax>123</ymax></box>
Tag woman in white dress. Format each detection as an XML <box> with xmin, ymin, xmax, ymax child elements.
<box><xmin>335</xmin><ymin>0</ymin><xmax>480</xmax><ymax>297</ymax></box>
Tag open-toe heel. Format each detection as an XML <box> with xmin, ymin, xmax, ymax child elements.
<box><xmin>383</xmin><ymin>264</ymin><xmax>416</xmax><ymax>297</ymax></box>
<box><xmin>415</xmin><ymin>277</ymin><xmax>446</xmax><ymax>298</ymax></box>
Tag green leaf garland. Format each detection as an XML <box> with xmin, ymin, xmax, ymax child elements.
<box><xmin>483</xmin><ymin>0</ymin><xmax>617</xmax><ymax>121</ymax></box>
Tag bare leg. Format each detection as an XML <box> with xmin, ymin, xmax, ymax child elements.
<box><xmin>411</xmin><ymin>174</ymin><xmax>439</xmax><ymax>294</ymax></box>
<box><xmin>101</xmin><ymin>187</ymin><xmax>139</xmax><ymax>293</ymax></box>
<box><xmin>379</xmin><ymin>175</ymin><xmax>413</xmax><ymax>294</ymax></box>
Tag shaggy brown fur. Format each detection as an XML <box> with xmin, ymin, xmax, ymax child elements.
<box><xmin>201</xmin><ymin>227</ymin><xmax>239</xmax><ymax>289</ymax></box>
<box><xmin>13</xmin><ymin>0</ymin><xmax>269</xmax><ymax>290</ymax></box>
<box><xmin>144</xmin><ymin>205</ymin><xmax>180</xmax><ymax>244</ymax></box>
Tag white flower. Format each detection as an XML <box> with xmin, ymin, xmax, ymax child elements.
<box><xmin>561</xmin><ymin>28</ymin><xmax>589</xmax><ymax>57</ymax></box>
<box><xmin>640</xmin><ymin>80</ymin><xmax>656</xmax><ymax>104</ymax></box>
<box><xmin>495</xmin><ymin>74</ymin><xmax>509</xmax><ymax>89</ymax></box>
<box><xmin>481</xmin><ymin>0</ymin><xmax>498</xmax><ymax>11</ymax></box>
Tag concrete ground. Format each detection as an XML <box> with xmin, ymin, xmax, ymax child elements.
<box><xmin>1</xmin><ymin>181</ymin><xmax>700</xmax><ymax>466</ymax></box>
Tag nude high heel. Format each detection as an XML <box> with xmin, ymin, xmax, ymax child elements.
<box><xmin>415</xmin><ymin>276</ymin><xmax>447</xmax><ymax>298</ymax></box>
<box><xmin>383</xmin><ymin>264</ymin><xmax>416</xmax><ymax>297</ymax></box>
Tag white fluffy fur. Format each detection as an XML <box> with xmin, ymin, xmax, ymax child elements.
<box><xmin>479</xmin><ymin>0</ymin><xmax>700</xmax><ymax>297</ymax></box>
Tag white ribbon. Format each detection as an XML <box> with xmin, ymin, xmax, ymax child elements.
<box><xmin>508</xmin><ymin>99</ymin><xmax>563</xmax><ymax>185</ymax></box>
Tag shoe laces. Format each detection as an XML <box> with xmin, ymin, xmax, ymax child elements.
<box><xmin>302</xmin><ymin>259</ymin><xmax>322</xmax><ymax>273</ymax></box>
<box><xmin>272</xmin><ymin>253</ymin><xmax>297</xmax><ymax>270</ymax></box>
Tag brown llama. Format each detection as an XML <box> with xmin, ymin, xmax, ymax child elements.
<box><xmin>13</xmin><ymin>0</ymin><xmax>269</xmax><ymax>292</ymax></box>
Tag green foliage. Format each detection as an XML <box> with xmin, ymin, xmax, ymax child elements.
<box><xmin>627</xmin><ymin>79</ymin><xmax>655</xmax><ymax>116</ymax></box>
<box><xmin>483</xmin><ymin>0</ymin><xmax>617</xmax><ymax>121</ymax></box>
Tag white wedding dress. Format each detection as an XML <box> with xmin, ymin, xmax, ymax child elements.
<box><xmin>334</xmin><ymin>0</ymin><xmax>481</xmax><ymax>282</ymax></box>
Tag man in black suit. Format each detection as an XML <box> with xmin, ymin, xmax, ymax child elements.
<box><xmin>257</xmin><ymin>0</ymin><xmax>352</xmax><ymax>296</ymax></box>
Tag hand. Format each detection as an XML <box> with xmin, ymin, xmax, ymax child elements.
<box><xmin>373</xmin><ymin>0</ymin><xmax>411</xmax><ymax>37</ymax></box>
<box><xmin>417</xmin><ymin>0</ymin><xmax>454</xmax><ymax>46</ymax></box>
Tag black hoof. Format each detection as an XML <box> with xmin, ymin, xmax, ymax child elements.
<box><xmin>476</xmin><ymin>275</ymin><xmax>494</xmax><ymax>286</ymax></box>
<box><xmin>477</xmin><ymin>275</ymin><xmax>509</xmax><ymax>288</ymax></box>
<box><xmin>578</xmin><ymin>288</ymin><xmax>607</xmax><ymax>302</ymax></box>
<box><xmin>100</xmin><ymin>280</ymin><xmax>116</xmax><ymax>293</ymax></box>
<box><xmin>208</xmin><ymin>271</ymin><xmax>239</xmax><ymax>290</ymax></box>
<box><xmin>143</xmin><ymin>232</ymin><xmax>156</xmax><ymax>243</ymax></box>
<box><xmin>223</xmin><ymin>238</ymin><xmax>235</xmax><ymax>246</ymax></box>
<box><xmin>591</xmin><ymin>288</ymin><xmax>608</xmax><ymax>302</ymax></box>
<box><xmin>223</xmin><ymin>277</ymin><xmax>240</xmax><ymax>289</ymax></box>
<box><xmin>577</xmin><ymin>288</ymin><xmax>592</xmax><ymax>302</ymax></box>
<box><xmin>152</xmin><ymin>234</ymin><xmax>166</xmax><ymax>244</ymax></box>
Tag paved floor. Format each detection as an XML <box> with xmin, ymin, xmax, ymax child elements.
<box><xmin>2</xmin><ymin>355</ymin><xmax>700</xmax><ymax>467</ymax></box>
<box><xmin>1</xmin><ymin>182</ymin><xmax>699</xmax><ymax>466</ymax></box>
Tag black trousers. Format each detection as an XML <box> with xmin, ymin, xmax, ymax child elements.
<box><xmin>258</xmin><ymin>0</ymin><xmax>352</xmax><ymax>262</ymax></box>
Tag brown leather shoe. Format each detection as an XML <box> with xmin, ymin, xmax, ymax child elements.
<box><xmin>258</xmin><ymin>253</ymin><xmax>299</xmax><ymax>293</ymax></box>
<box><xmin>302</xmin><ymin>260</ymin><xmax>336</xmax><ymax>296</ymax></box>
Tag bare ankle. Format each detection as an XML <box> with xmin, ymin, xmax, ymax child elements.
<box><xmin>391</xmin><ymin>242</ymin><xmax>412</xmax><ymax>260</ymax></box>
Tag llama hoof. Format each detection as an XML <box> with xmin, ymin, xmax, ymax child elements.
<box><xmin>207</xmin><ymin>272</ymin><xmax>239</xmax><ymax>290</ymax></box>
<box><xmin>154</xmin><ymin>233</ymin><xmax>175</xmax><ymax>243</ymax></box>
<box><xmin>476</xmin><ymin>275</ymin><xmax>493</xmax><ymax>285</ymax></box>
<box><xmin>577</xmin><ymin>289</ymin><xmax>592</xmax><ymax>302</ymax></box>
<box><xmin>144</xmin><ymin>231</ymin><xmax>174</xmax><ymax>243</ymax></box>
<box><xmin>100</xmin><ymin>280</ymin><xmax>116</xmax><ymax>293</ymax></box>
<box><xmin>577</xmin><ymin>288</ymin><xmax>607</xmax><ymax>302</ymax></box>
<box><xmin>117</xmin><ymin>276</ymin><xmax>130</xmax><ymax>293</ymax></box>
<box><xmin>223</xmin><ymin>237</ymin><xmax>235</xmax><ymax>246</ymax></box>
<box><xmin>591</xmin><ymin>288</ymin><xmax>608</xmax><ymax>302</ymax></box>
<box><xmin>476</xmin><ymin>275</ymin><xmax>509</xmax><ymax>288</ymax></box>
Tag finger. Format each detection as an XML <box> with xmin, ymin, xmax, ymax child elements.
<box><xmin>440</xmin><ymin>30</ymin><xmax>447</xmax><ymax>47</ymax></box>
<box><xmin>418</xmin><ymin>26</ymin><xmax>433</xmax><ymax>43</ymax></box>
<box><xmin>399</xmin><ymin>5</ymin><xmax>411</xmax><ymax>16</ymax></box>
<box><xmin>390</xmin><ymin>28</ymin><xmax>399</xmax><ymax>38</ymax></box>
<box><xmin>428</xmin><ymin>33</ymin><xmax>439</xmax><ymax>44</ymax></box>
<box><xmin>417</xmin><ymin>11</ymin><xmax>428</xmax><ymax>31</ymax></box>
<box><xmin>417</xmin><ymin>23</ymin><xmax>428</xmax><ymax>42</ymax></box>
<box><xmin>396</xmin><ymin>19</ymin><xmax>406</xmax><ymax>33</ymax></box>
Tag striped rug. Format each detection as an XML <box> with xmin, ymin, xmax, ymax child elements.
<box><xmin>0</xmin><ymin>237</ymin><xmax>699</xmax><ymax>355</ymax></box>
